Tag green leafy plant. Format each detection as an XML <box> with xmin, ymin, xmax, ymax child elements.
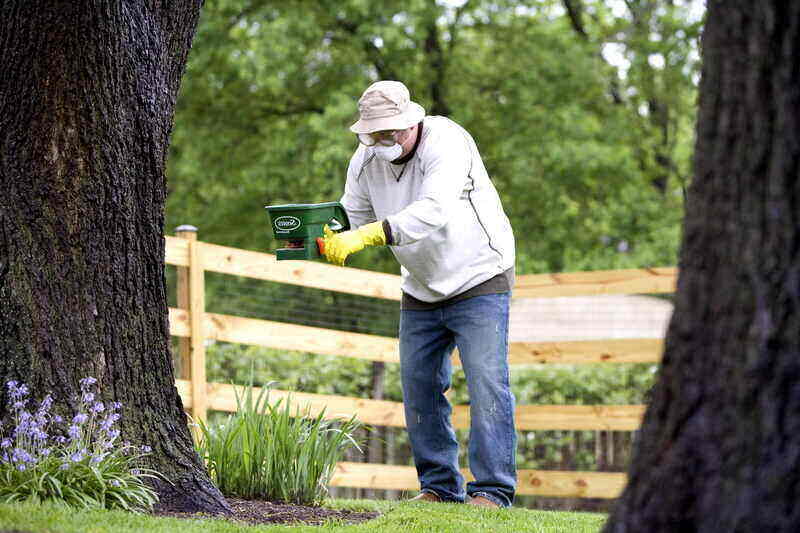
<box><xmin>195</xmin><ymin>383</ymin><xmax>363</xmax><ymax>505</ymax></box>
<box><xmin>0</xmin><ymin>378</ymin><xmax>161</xmax><ymax>511</ymax></box>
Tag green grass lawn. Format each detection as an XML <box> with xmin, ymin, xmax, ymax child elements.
<box><xmin>0</xmin><ymin>499</ymin><xmax>606</xmax><ymax>533</ymax></box>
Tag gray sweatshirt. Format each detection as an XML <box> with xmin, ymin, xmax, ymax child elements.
<box><xmin>340</xmin><ymin>116</ymin><xmax>515</xmax><ymax>303</ymax></box>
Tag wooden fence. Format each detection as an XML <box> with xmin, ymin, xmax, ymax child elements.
<box><xmin>167</xmin><ymin>226</ymin><xmax>676</xmax><ymax>499</ymax></box>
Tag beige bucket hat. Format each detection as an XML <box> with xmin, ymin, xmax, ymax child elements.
<box><xmin>350</xmin><ymin>80</ymin><xmax>426</xmax><ymax>134</ymax></box>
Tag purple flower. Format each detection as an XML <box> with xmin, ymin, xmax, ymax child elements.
<box><xmin>0</xmin><ymin>439</ymin><xmax>11</xmax><ymax>449</ymax></box>
<box><xmin>99</xmin><ymin>414</ymin><xmax>120</xmax><ymax>432</ymax></box>
<box><xmin>40</xmin><ymin>448</ymin><xmax>51</xmax><ymax>457</ymax></box>
<box><xmin>90</xmin><ymin>453</ymin><xmax>106</xmax><ymax>465</ymax></box>
<box><xmin>60</xmin><ymin>463</ymin><xmax>70</xmax><ymax>470</ymax></box>
<box><xmin>107</xmin><ymin>429</ymin><xmax>120</xmax><ymax>440</ymax></box>
<box><xmin>141</xmin><ymin>445</ymin><xmax>152</xmax><ymax>453</ymax></box>
<box><xmin>130</xmin><ymin>469</ymin><xmax>140</xmax><ymax>476</ymax></box>
<box><xmin>82</xmin><ymin>393</ymin><xmax>95</xmax><ymax>403</ymax></box>
<box><xmin>6</xmin><ymin>381</ymin><xmax>29</xmax><ymax>400</ymax></box>
<box><xmin>91</xmin><ymin>402</ymin><xmax>105</xmax><ymax>414</ymax></box>
<box><xmin>37</xmin><ymin>394</ymin><xmax>53</xmax><ymax>414</ymax></box>
<box><xmin>11</xmin><ymin>447</ymin><xmax>34</xmax><ymax>464</ymax></box>
<box><xmin>16</xmin><ymin>464</ymin><xmax>26</xmax><ymax>472</ymax></box>
<box><xmin>13</xmin><ymin>423</ymin><xmax>28</xmax><ymax>438</ymax></box>
<box><xmin>53</xmin><ymin>415</ymin><xmax>63</xmax><ymax>424</ymax></box>
<box><xmin>110</xmin><ymin>479</ymin><xmax>121</xmax><ymax>487</ymax></box>
<box><xmin>79</xmin><ymin>377</ymin><xmax>97</xmax><ymax>391</ymax></box>
<box><xmin>72</xmin><ymin>413</ymin><xmax>88</xmax><ymax>425</ymax></box>
<box><xmin>111</xmin><ymin>402</ymin><xmax>122</xmax><ymax>410</ymax></box>
<box><xmin>70</xmin><ymin>450</ymin><xmax>85</xmax><ymax>462</ymax></box>
<box><xmin>68</xmin><ymin>425</ymin><xmax>81</xmax><ymax>439</ymax></box>
<box><xmin>13</xmin><ymin>418</ymin><xmax>31</xmax><ymax>438</ymax></box>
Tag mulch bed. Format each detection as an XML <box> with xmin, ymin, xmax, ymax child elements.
<box><xmin>152</xmin><ymin>496</ymin><xmax>380</xmax><ymax>527</ymax></box>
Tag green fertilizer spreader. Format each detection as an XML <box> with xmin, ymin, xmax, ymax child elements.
<box><xmin>264</xmin><ymin>202</ymin><xmax>350</xmax><ymax>260</ymax></box>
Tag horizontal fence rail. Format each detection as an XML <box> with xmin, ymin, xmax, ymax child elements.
<box><xmin>165</xmin><ymin>235</ymin><xmax>676</xmax><ymax>301</ymax></box>
<box><xmin>329</xmin><ymin>462</ymin><xmax>627</xmax><ymax>499</ymax></box>
<box><xmin>513</xmin><ymin>268</ymin><xmax>676</xmax><ymax>298</ymax></box>
<box><xmin>165</xmin><ymin>232</ymin><xmax>674</xmax><ymax>500</ymax></box>
<box><xmin>166</xmin><ymin>236</ymin><xmax>402</xmax><ymax>300</ymax></box>
<box><xmin>175</xmin><ymin>380</ymin><xmax>646</xmax><ymax>431</ymax></box>
<box><xmin>168</xmin><ymin>308</ymin><xmax>664</xmax><ymax>365</ymax></box>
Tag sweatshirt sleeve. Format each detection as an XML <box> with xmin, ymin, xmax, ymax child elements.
<box><xmin>385</xmin><ymin>123</ymin><xmax>471</xmax><ymax>246</ymax></box>
<box><xmin>339</xmin><ymin>149</ymin><xmax>377</xmax><ymax>230</ymax></box>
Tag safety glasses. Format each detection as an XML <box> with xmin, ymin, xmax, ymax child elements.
<box><xmin>356</xmin><ymin>130</ymin><xmax>401</xmax><ymax>147</ymax></box>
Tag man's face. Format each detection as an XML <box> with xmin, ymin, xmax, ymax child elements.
<box><xmin>394</xmin><ymin>125</ymin><xmax>418</xmax><ymax>157</ymax></box>
<box><xmin>358</xmin><ymin>124</ymin><xmax>419</xmax><ymax>155</ymax></box>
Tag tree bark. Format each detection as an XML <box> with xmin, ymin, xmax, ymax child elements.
<box><xmin>605</xmin><ymin>2</ymin><xmax>800</xmax><ymax>531</ymax></box>
<box><xmin>0</xmin><ymin>1</ymin><xmax>230</xmax><ymax>514</ymax></box>
<box><xmin>423</xmin><ymin>17</ymin><xmax>452</xmax><ymax>117</ymax></box>
<box><xmin>562</xmin><ymin>0</ymin><xmax>588</xmax><ymax>39</ymax></box>
<box><xmin>627</xmin><ymin>0</ymin><xmax>676</xmax><ymax>194</ymax></box>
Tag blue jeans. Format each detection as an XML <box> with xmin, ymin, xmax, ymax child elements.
<box><xmin>399</xmin><ymin>292</ymin><xmax>516</xmax><ymax>507</ymax></box>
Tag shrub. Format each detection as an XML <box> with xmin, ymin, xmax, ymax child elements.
<box><xmin>196</xmin><ymin>383</ymin><xmax>363</xmax><ymax>505</ymax></box>
<box><xmin>0</xmin><ymin>378</ymin><xmax>160</xmax><ymax>511</ymax></box>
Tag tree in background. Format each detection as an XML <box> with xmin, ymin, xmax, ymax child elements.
<box><xmin>0</xmin><ymin>2</ymin><xmax>229</xmax><ymax>513</ymax></box>
<box><xmin>562</xmin><ymin>0</ymin><xmax>700</xmax><ymax>194</ymax></box>
<box><xmin>605</xmin><ymin>2</ymin><xmax>800</xmax><ymax>530</ymax></box>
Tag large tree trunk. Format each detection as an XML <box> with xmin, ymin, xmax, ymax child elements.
<box><xmin>0</xmin><ymin>1</ymin><xmax>230</xmax><ymax>514</ymax></box>
<box><xmin>605</xmin><ymin>2</ymin><xmax>800</xmax><ymax>531</ymax></box>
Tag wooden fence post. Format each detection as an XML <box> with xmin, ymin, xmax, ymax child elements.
<box><xmin>175</xmin><ymin>225</ymin><xmax>207</xmax><ymax>428</ymax></box>
<box><xmin>175</xmin><ymin>226</ymin><xmax>194</xmax><ymax>383</ymax></box>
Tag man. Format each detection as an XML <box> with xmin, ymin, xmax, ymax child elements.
<box><xmin>321</xmin><ymin>80</ymin><xmax>516</xmax><ymax>508</ymax></box>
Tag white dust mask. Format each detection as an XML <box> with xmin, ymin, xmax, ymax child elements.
<box><xmin>373</xmin><ymin>143</ymin><xmax>403</xmax><ymax>161</ymax></box>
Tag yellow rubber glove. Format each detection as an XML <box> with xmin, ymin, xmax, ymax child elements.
<box><xmin>319</xmin><ymin>221</ymin><xmax>386</xmax><ymax>266</ymax></box>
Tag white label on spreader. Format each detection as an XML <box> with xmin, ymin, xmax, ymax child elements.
<box><xmin>274</xmin><ymin>216</ymin><xmax>301</xmax><ymax>233</ymax></box>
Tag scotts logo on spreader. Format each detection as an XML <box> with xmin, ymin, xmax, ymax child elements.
<box><xmin>274</xmin><ymin>216</ymin><xmax>301</xmax><ymax>233</ymax></box>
